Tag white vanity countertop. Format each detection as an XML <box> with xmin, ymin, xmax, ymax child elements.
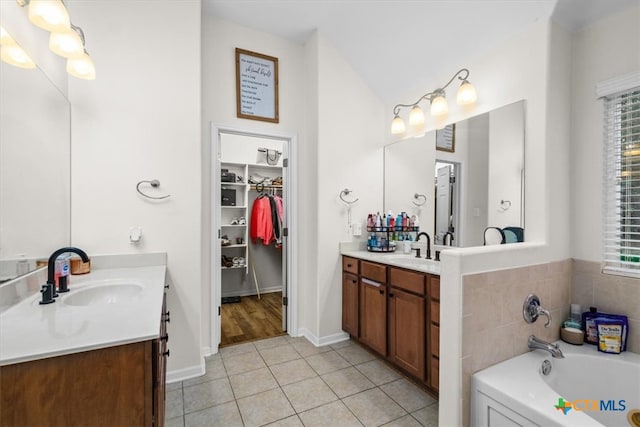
<box><xmin>0</xmin><ymin>263</ymin><xmax>166</xmax><ymax>366</ymax></box>
<box><xmin>341</xmin><ymin>249</ymin><xmax>441</xmax><ymax>275</ymax></box>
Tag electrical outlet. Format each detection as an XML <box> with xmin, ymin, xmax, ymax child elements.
<box><xmin>352</xmin><ymin>222</ymin><xmax>362</xmax><ymax>236</ymax></box>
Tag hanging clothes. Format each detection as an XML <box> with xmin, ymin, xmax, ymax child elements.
<box><xmin>250</xmin><ymin>195</ymin><xmax>274</xmax><ymax>245</ymax></box>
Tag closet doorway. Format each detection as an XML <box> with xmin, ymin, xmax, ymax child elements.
<box><xmin>211</xmin><ymin>126</ymin><xmax>297</xmax><ymax>350</ymax></box>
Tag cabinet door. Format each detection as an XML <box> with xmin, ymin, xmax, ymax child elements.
<box><xmin>342</xmin><ymin>272</ymin><xmax>359</xmax><ymax>336</ymax></box>
<box><xmin>388</xmin><ymin>287</ymin><xmax>425</xmax><ymax>379</ymax></box>
<box><xmin>359</xmin><ymin>278</ymin><xmax>387</xmax><ymax>356</ymax></box>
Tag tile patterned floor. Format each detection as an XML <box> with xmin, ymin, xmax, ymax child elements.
<box><xmin>165</xmin><ymin>336</ymin><xmax>438</xmax><ymax>427</ymax></box>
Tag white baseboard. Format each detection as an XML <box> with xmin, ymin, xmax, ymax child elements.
<box><xmin>166</xmin><ymin>358</ymin><xmax>205</xmax><ymax>384</ymax></box>
<box><xmin>298</xmin><ymin>328</ymin><xmax>349</xmax><ymax>347</ymax></box>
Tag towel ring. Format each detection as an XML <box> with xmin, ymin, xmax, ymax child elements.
<box><xmin>499</xmin><ymin>199</ymin><xmax>512</xmax><ymax>211</ymax></box>
<box><xmin>339</xmin><ymin>188</ymin><xmax>359</xmax><ymax>205</ymax></box>
<box><xmin>412</xmin><ymin>193</ymin><xmax>427</xmax><ymax>207</ymax></box>
<box><xmin>136</xmin><ymin>179</ymin><xmax>171</xmax><ymax>200</ymax></box>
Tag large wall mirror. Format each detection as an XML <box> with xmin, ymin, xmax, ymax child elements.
<box><xmin>384</xmin><ymin>100</ymin><xmax>525</xmax><ymax>248</ymax></box>
<box><xmin>0</xmin><ymin>61</ymin><xmax>71</xmax><ymax>282</ymax></box>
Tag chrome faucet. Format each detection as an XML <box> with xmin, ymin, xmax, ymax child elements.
<box><xmin>40</xmin><ymin>247</ymin><xmax>89</xmax><ymax>305</ymax></box>
<box><xmin>528</xmin><ymin>335</ymin><xmax>564</xmax><ymax>358</ymax></box>
<box><xmin>416</xmin><ymin>232</ymin><xmax>431</xmax><ymax>259</ymax></box>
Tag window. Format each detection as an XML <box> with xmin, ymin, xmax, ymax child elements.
<box><xmin>602</xmin><ymin>84</ymin><xmax>640</xmax><ymax>277</ymax></box>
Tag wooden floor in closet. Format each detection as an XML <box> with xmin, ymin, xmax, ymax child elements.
<box><xmin>220</xmin><ymin>291</ymin><xmax>284</xmax><ymax>347</ymax></box>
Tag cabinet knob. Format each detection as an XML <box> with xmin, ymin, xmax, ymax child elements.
<box><xmin>163</xmin><ymin>349</ymin><xmax>170</xmax><ymax>358</ymax></box>
<box><xmin>352</xmin><ymin>279</ymin><xmax>356</xmax><ymax>284</ymax></box>
<box><xmin>161</xmin><ymin>334</ymin><xmax>169</xmax><ymax>342</ymax></box>
<box><xmin>164</xmin><ymin>284</ymin><xmax>170</xmax><ymax>289</ymax></box>
<box><xmin>389</xmin><ymin>292</ymin><xmax>394</xmax><ymax>297</ymax></box>
<box><xmin>347</xmin><ymin>264</ymin><xmax>352</xmax><ymax>268</ymax></box>
<box><xmin>379</xmin><ymin>289</ymin><xmax>384</xmax><ymax>295</ymax></box>
<box><xmin>165</xmin><ymin>311</ymin><xmax>170</xmax><ymax>322</ymax></box>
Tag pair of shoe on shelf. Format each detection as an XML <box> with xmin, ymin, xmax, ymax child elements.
<box><xmin>221</xmin><ymin>235</ymin><xmax>231</xmax><ymax>246</ymax></box>
<box><xmin>221</xmin><ymin>255</ymin><xmax>245</xmax><ymax>268</ymax></box>
<box><xmin>230</xmin><ymin>217</ymin><xmax>246</xmax><ymax>225</ymax></box>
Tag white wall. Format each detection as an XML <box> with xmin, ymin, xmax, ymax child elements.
<box><xmin>570</xmin><ymin>1</ymin><xmax>640</xmax><ymax>261</ymax></box>
<box><xmin>201</xmin><ymin>20</ymin><xmax>385</xmax><ymax>347</ymax></box>
<box><xmin>68</xmin><ymin>1</ymin><xmax>202</xmax><ymax>377</ymax></box>
<box><xmin>201</xmin><ymin>15</ymin><xmax>306</xmax><ymax>352</ymax></box>
<box><xmin>315</xmin><ymin>33</ymin><xmax>386</xmax><ymax>340</ymax></box>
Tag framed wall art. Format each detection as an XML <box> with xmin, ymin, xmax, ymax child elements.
<box><xmin>436</xmin><ymin>123</ymin><xmax>456</xmax><ymax>152</ymax></box>
<box><xmin>235</xmin><ymin>48</ymin><xmax>279</xmax><ymax>123</ymax></box>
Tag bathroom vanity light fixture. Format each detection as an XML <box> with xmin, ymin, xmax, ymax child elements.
<box><xmin>17</xmin><ymin>0</ymin><xmax>96</xmax><ymax>79</ymax></box>
<box><xmin>21</xmin><ymin>0</ymin><xmax>70</xmax><ymax>32</ymax></box>
<box><xmin>0</xmin><ymin>26</ymin><xmax>36</xmax><ymax>69</ymax></box>
<box><xmin>63</xmin><ymin>25</ymin><xmax>95</xmax><ymax>79</ymax></box>
<box><xmin>391</xmin><ymin>68</ymin><xmax>477</xmax><ymax>135</ymax></box>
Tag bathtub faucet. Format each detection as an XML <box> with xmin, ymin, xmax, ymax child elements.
<box><xmin>528</xmin><ymin>335</ymin><xmax>564</xmax><ymax>358</ymax></box>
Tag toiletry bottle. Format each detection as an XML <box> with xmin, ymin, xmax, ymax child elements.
<box><xmin>582</xmin><ymin>307</ymin><xmax>600</xmax><ymax>344</ymax></box>
<box><xmin>367</xmin><ymin>214</ymin><xmax>373</xmax><ymax>228</ymax></box>
<box><xmin>396</xmin><ymin>214</ymin><xmax>402</xmax><ymax>230</ymax></box>
<box><xmin>375</xmin><ymin>212</ymin><xmax>381</xmax><ymax>229</ymax></box>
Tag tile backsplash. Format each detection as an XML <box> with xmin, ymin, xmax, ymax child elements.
<box><xmin>572</xmin><ymin>259</ymin><xmax>640</xmax><ymax>353</ymax></box>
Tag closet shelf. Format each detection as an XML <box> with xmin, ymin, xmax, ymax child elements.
<box><xmin>221</xmin><ymin>244</ymin><xmax>247</xmax><ymax>249</ymax></box>
<box><xmin>221</xmin><ymin>205</ymin><xmax>247</xmax><ymax>209</ymax></box>
<box><xmin>221</xmin><ymin>224</ymin><xmax>246</xmax><ymax>228</ymax></box>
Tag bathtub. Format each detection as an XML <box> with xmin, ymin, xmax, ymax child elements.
<box><xmin>471</xmin><ymin>341</ymin><xmax>640</xmax><ymax>426</ymax></box>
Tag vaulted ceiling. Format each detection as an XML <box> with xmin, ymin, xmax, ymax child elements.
<box><xmin>203</xmin><ymin>0</ymin><xmax>637</xmax><ymax>105</ymax></box>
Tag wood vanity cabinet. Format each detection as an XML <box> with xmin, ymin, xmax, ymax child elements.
<box><xmin>388</xmin><ymin>267</ymin><xmax>425</xmax><ymax>380</ymax></box>
<box><xmin>359</xmin><ymin>260</ymin><xmax>388</xmax><ymax>356</ymax></box>
<box><xmin>341</xmin><ymin>256</ymin><xmax>440</xmax><ymax>394</ymax></box>
<box><xmin>0</xmin><ymin>291</ymin><xmax>169</xmax><ymax>426</ymax></box>
<box><xmin>342</xmin><ymin>257</ymin><xmax>359</xmax><ymax>337</ymax></box>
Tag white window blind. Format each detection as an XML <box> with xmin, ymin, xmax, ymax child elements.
<box><xmin>602</xmin><ymin>86</ymin><xmax>640</xmax><ymax>277</ymax></box>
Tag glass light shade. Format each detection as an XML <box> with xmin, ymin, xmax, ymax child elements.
<box><xmin>430</xmin><ymin>94</ymin><xmax>448</xmax><ymax>117</ymax></box>
<box><xmin>29</xmin><ymin>0</ymin><xmax>70</xmax><ymax>32</ymax></box>
<box><xmin>391</xmin><ymin>115</ymin><xmax>406</xmax><ymax>134</ymax></box>
<box><xmin>1</xmin><ymin>44</ymin><xmax>36</xmax><ymax>69</ymax></box>
<box><xmin>457</xmin><ymin>80</ymin><xmax>477</xmax><ymax>106</ymax></box>
<box><xmin>0</xmin><ymin>26</ymin><xmax>14</xmax><ymax>46</ymax></box>
<box><xmin>49</xmin><ymin>29</ymin><xmax>84</xmax><ymax>58</ymax></box>
<box><xmin>67</xmin><ymin>51</ymin><xmax>96</xmax><ymax>80</ymax></box>
<box><xmin>409</xmin><ymin>105</ymin><xmax>425</xmax><ymax>126</ymax></box>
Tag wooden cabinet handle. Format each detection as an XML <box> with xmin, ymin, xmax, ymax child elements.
<box><xmin>163</xmin><ymin>349</ymin><xmax>170</xmax><ymax>358</ymax></box>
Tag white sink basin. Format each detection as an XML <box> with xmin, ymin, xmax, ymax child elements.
<box><xmin>63</xmin><ymin>283</ymin><xmax>143</xmax><ymax>306</ymax></box>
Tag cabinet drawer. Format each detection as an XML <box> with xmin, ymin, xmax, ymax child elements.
<box><xmin>430</xmin><ymin>324</ymin><xmax>439</xmax><ymax>357</ymax></box>
<box><xmin>389</xmin><ymin>268</ymin><xmax>425</xmax><ymax>295</ymax></box>
<box><xmin>428</xmin><ymin>276</ymin><xmax>440</xmax><ymax>300</ymax></box>
<box><xmin>360</xmin><ymin>261</ymin><xmax>386</xmax><ymax>283</ymax></box>
<box><xmin>342</xmin><ymin>256</ymin><xmax>359</xmax><ymax>274</ymax></box>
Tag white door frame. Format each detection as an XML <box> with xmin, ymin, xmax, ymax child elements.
<box><xmin>210</xmin><ymin>124</ymin><xmax>298</xmax><ymax>352</ymax></box>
